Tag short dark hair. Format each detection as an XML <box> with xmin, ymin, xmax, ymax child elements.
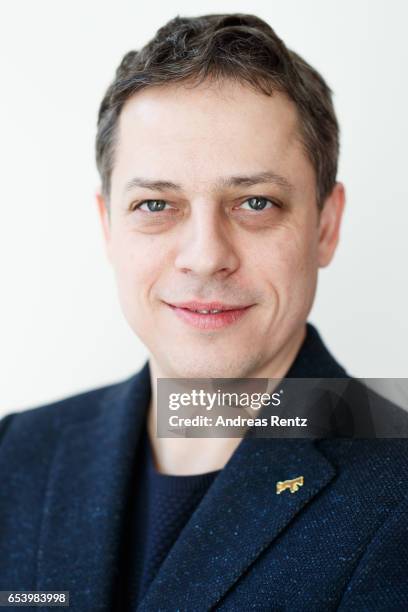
<box><xmin>95</xmin><ymin>13</ymin><xmax>339</xmax><ymax>210</ymax></box>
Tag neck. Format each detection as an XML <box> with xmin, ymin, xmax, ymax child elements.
<box><xmin>147</xmin><ymin>323</ymin><xmax>306</xmax><ymax>475</ymax></box>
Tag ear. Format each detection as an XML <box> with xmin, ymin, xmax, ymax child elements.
<box><xmin>317</xmin><ymin>182</ymin><xmax>346</xmax><ymax>268</ymax></box>
<box><xmin>96</xmin><ymin>190</ymin><xmax>112</xmax><ymax>263</ymax></box>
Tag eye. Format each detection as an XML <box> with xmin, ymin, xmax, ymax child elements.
<box><xmin>239</xmin><ymin>196</ymin><xmax>277</xmax><ymax>211</ymax></box>
<box><xmin>133</xmin><ymin>199</ymin><xmax>170</xmax><ymax>212</ymax></box>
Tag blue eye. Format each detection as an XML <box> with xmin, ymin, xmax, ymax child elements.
<box><xmin>136</xmin><ymin>200</ymin><xmax>169</xmax><ymax>212</ymax></box>
<box><xmin>240</xmin><ymin>197</ymin><xmax>275</xmax><ymax>211</ymax></box>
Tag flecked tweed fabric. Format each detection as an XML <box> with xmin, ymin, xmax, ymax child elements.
<box><xmin>0</xmin><ymin>322</ymin><xmax>408</xmax><ymax>611</ymax></box>
<box><xmin>116</xmin><ymin>421</ymin><xmax>220</xmax><ymax>608</ymax></box>
<box><xmin>116</xmin><ymin>321</ymin><xmax>350</xmax><ymax>610</ymax></box>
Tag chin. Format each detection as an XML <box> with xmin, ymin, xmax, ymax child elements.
<box><xmin>167</xmin><ymin>354</ymin><xmax>258</xmax><ymax>380</ymax></box>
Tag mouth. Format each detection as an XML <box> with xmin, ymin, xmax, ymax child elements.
<box><xmin>164</xmin><ymin>300</ymin><xmax>254</xmax><ymax>330</ymax></box>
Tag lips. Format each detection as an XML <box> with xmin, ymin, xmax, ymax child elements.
<box><xmin>167</xmin><ymin>301</ymin><xmax>249</xmax><ymax>312</ymax></box>
<box><xmin>165</xmin><ymin>300</ymin><xmax>253</xmax><ymax>330</ymax></box>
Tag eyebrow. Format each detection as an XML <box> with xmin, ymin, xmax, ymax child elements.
<box><xmin>123</xmin><ymin>171</ymin><xmax>294</xmax><ymax>196</ymax></box>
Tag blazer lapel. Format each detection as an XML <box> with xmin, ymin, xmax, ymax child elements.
<box><xmin>35</xmin><ymin>363</ymin><xmax>151</xmax><ymax>611</ymax></box>
<box><xmin>137</xmin><ymin>435</ymin><xmax>336</xmax><ymax>611</ymax></box>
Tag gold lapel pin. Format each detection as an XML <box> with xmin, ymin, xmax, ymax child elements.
<box><xmin>276</xmin><ymin>475</ymin><xmax>304</xmax><ymax>494</ymax></box>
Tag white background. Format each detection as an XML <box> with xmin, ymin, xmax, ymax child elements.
<box><xmin>0</xmin><ymin>0</ymin><xmax>407</xmax><ymax>415</ymax></box>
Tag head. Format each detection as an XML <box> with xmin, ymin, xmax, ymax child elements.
<box><xmin>95</xmin><ymin>13</ymin><xmax>345</xmax><ymax>378</ymax></box>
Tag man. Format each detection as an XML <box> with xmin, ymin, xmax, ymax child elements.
<box><xmin>0</xmin><ymin>13</ymin><xmax>407</xmax><ymax>611</ymax></box>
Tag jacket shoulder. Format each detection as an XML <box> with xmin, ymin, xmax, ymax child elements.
<box><xmin>0</xmin><ymin>373</ymin><xmax>139</xmax><ymax>444</ymax></box>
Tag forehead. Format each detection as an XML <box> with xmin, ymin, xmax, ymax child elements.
<box><xmin>110</xmin><ymin>79</ymin><xmax>313</xmax><ymax>197</ymax></box>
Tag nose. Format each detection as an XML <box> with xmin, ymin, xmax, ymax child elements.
<box><xmin>174</xmin><ymin>200</ymin><xmax>240</xmax><ymax>278</ymax></box>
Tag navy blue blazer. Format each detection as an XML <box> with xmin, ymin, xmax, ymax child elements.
<box><xmin>1</xmin><ymin>323</ymin><xmax>408</xmax><ymax>611</ymax></box>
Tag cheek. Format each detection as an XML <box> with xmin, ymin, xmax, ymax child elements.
<box><xmin>251</xmin><ymin>227</ymin><xmax>318</xmax><ymax>296</ymax></box>
<box><xmin>110</xmin><ymin>234</ymin><xmax>162</xmax><ymax>311</ymax></box>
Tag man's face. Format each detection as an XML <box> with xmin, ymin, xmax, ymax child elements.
<box><xmin>98</xmin><ymin>79</ymin><xmax>344</xmax><ymax>378</ymax></box>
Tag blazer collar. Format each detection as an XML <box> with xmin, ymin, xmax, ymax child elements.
<box><xmin>285</xmin><ymin>322</ymin><xmax>348</xmax><ymax>379</ymax></box>
<box><xmin>35</xmin><ymin>322</ymin><xmax>345</xmax><ymax>610</ymax></box>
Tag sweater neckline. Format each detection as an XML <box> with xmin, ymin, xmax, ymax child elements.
<box><xmin>143</xmin><ymin>425</ymin><xmax>221</xmax><ymax>492</ymax></box>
